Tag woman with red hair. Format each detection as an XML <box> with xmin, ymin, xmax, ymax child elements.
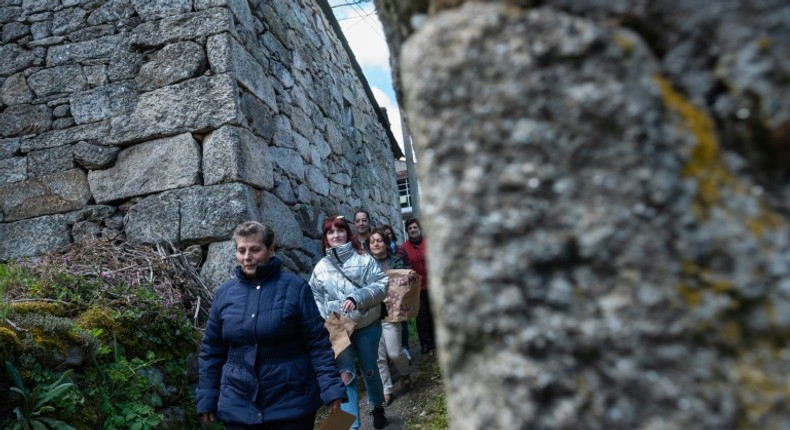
<box><xmin>309</xmin><ymin>216</ymin><xmax>390</xmax><ymax>429</ymax></box>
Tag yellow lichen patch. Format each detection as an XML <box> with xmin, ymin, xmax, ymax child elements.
<box><xmin>680</xmin><ymin>261</ymin><xmax>733</xmax><ymax>295</ymax></box>
<box><xmin>745</xmin><ymin>206</ymin><xmax>784</xmax><ymax>238</ymax></box>
<box><xmin>676</xmin><ymin>282</ymin><xmax>702</xmax><ymax>308</ymax></box>
<box><xmin>733</xmin><ymin>343</ymin><xmax>790</xmax><ymax>426</ymax></box>
<box><xmin>757</xmin><ymin>36</ymin><xmax>773</xmax><ymax>51</ymax></box>
<box><xmin>681</xmin><ymin>261</ymin><xmax>700</xmax><ymax>276</ymax></box>
<box><xmin>653</xmin><ymin>74</ymin><xmax>790</xmax><ymax>246</ymax></box>
<box><xmin>613</xmin><ymin>30</ymin><xmax>636</xmax><ymax>55</ymax></box>
<box><xmin>718</xmin><ymin>320</ymin><xmax>743</xmax><ymax>348</ymax></box>
<box><xmin>735</xmin><ymin>363</ymin><xmax>776</xmax><ymax>421</ymax></box>
<box><xmin>763</xmin><ymin>300</ymin><xmax>778</xmax><ymax>326</ymax></box>
<box><xmin>653</xmin><ymin>75</ymin><xmax>732</xmax><ymax>214</ymax></box>
<box><xmin>698</xmin><ymin>271</ymin><xmax>734</xmax><ymax>294</ymax></box>
<box><xmin>745</xmin><ymin>218</ymin><xmax>766</xmax><ymax>238</ymax></box>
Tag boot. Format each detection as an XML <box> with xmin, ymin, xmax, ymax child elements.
<box><xmin>371</xmin><ymin>406</ymin><xmax>388</xmax><ymax>429</ymax></box>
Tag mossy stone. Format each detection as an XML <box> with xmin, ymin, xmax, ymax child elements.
<box><xmin>75</xmin><ymin>308</ymin><xmax>119</xmax><ymax>341</ymax></box>
<box><xmin>0</xmin><ymin>326</ymin><xmax>22</xmax><ymax>362</ymax></box>
<box><xmin>10</xmin><ymin>301</ymin><xmax>66</xmax><ymax>317</ymax></box>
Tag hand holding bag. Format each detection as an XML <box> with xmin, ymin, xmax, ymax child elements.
<box><xmin>382</xmin><ymin>269</ymin><xmax>421</xmax><ymax>323</ymax></box>
<box><xmin>327</xmin><ymin>256</ymin><xmax>388</xmax><ymax>319</ymax></box>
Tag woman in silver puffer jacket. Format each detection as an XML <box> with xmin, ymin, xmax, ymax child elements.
<box><xmin>309</xmin><ymin>215</ymin><xmax>389</xmax><ymax>429</ymax></box>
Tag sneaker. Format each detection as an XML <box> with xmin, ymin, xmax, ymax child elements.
<box><xmin>371</xmin><ymin>406</ymin><xmax>388</xmax><ymax>429</ymax></box>
<box><xmin>400</xmin><ymin>374</ymin><xmax>412</xmax><ymax>391</ymax></box>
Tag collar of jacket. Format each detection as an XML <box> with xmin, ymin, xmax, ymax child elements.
<box><xmin>234</xmin><ymin>256</ymin><xmax>282</xmax><ymax>283</ymax></box>
<box><xmin>373</xmin><ymin>253</ymin><xmax>391</xmax><ymax>264</ymax></box>
<box><xmin>326</xmin><ymin>241</ymin><xmax>355</xmax><ymax>265</ymax></box>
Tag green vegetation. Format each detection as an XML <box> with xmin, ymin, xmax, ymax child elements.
<box><xmin>5</xmin><ymin>360</ymin><xmax>78</xmax><ymax>430</ymax></box>
<box><xmin>406</xmin><ymin>353</ymin><xmax>448</xmax><ymax>430</ymax></box>
<box><xmin>0</xmin><ymin>240</ymin><xmax>212</xmax><ymax>430</ymax></box>
<box><xmin>408</xmin><ymin>318</ymin><xmax>418</xmax><ymax>343</ymax></box>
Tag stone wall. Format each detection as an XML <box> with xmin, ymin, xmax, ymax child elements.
<box><xmin>376</xmin><ymin>1</ymin><xmax>790</xmax><ymax>429</ymax></box>
<box><xmin>0</xmin><ymin>0</ymin><xmax>402</xmax><ymax>286</ymax></box>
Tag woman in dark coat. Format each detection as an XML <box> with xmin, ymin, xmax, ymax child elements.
<box><xmin>197</xmin><ymin>221</ymin><xmax>345</xmax><ymax>430</ymax></box>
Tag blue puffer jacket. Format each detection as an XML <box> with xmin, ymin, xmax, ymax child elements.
<box><xmin>196</xmin><ymin>257</ymin><xmax>346</xmax><ymax>425</ymax></box>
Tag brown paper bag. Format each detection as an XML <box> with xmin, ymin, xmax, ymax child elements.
<box><xmin>383</xmin><ymin>269</ymin><xmax>421</xmax><ymax>323</ymax></box>
<box><xmin>324</xmin><ymin>312</ymin><xmax>356</xmax><ymax>357</ymax></box>
<box><xmin>319</xmin><ymin>409</ymin><xmax>356</xmax><ymax>430</ymax></box>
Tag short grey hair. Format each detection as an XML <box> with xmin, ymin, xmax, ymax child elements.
<box><xmin>232</xmin><ymin>221</ymin><xmax>275</xmax><ymax>247</ymax></box>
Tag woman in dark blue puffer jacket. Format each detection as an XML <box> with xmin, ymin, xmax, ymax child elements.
<box><xmin>197</xmin><ymin>221</ymin><xmax>346</xmax><ymax>430</ymax></box>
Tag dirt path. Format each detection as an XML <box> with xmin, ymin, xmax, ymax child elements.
<box><xmin>315</xmin><ymin>345</ymin><xmax>446</xmax><ymax>430</ymax></box>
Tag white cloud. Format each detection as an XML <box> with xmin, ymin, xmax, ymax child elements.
<box><xmin>338</xmin><ymin>5</ymin><xmax>391</xmax><ymax>71</ymax></box>
<box><xmin>371</xmin><ymin>86</ymin><xmax>404</xmax><ymax>157</ymax></box>
<box><xmin>333</xmin><ymin>3</ymin><xmax>405</xmax><ymax>158</ymax></box>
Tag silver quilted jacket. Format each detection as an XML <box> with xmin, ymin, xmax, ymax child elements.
<box><xmin>309</xmin><ymin>242</ymin><xmax>388</xmax><ymax>329</ymax></box>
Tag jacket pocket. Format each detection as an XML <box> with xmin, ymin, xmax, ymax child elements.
<box><xmin>220</xmin><ymin>364</ymin><xmax>258</xmax><ymax>400</ymax></box>
<box><xmin>258</xmin><ymin>356</ymin><xmax>315</xmax><ymax>410</ymax></box>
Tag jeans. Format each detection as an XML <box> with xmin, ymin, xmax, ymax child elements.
<box><xmin>377</xmin><ymin>321</ymin><xmax>411</xmax><ymax>394</ymax></box>
<box><xmin>336</xmin><ymin>320</ymin><xmax>385</xmax><ymax>429</ymax></box>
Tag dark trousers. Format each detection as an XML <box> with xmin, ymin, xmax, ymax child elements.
<box><xmin>400</xmin><ymin>320</ymin><xmax>409</xmax><ymax>348</ymax></box>
<box><xmin>224</xmin><ymin>411</ymin><xmax>317</xmax><ymax>430</ymax></box>
<box><xmin>416</xmin><ymin>290</ymin><xmax>436</xmax><ymax>351</ymax></box>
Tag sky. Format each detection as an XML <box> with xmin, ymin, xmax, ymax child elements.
<box><xmin>327</xmin><ymin>0</ymin><xmax>405</xmax><ymax>155</ymax></box>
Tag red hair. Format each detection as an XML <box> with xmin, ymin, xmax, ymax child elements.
<box><xmin>322</xmin><ymin>216</ymin><xmax>364</xmax><ymax>254</ymax></box>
